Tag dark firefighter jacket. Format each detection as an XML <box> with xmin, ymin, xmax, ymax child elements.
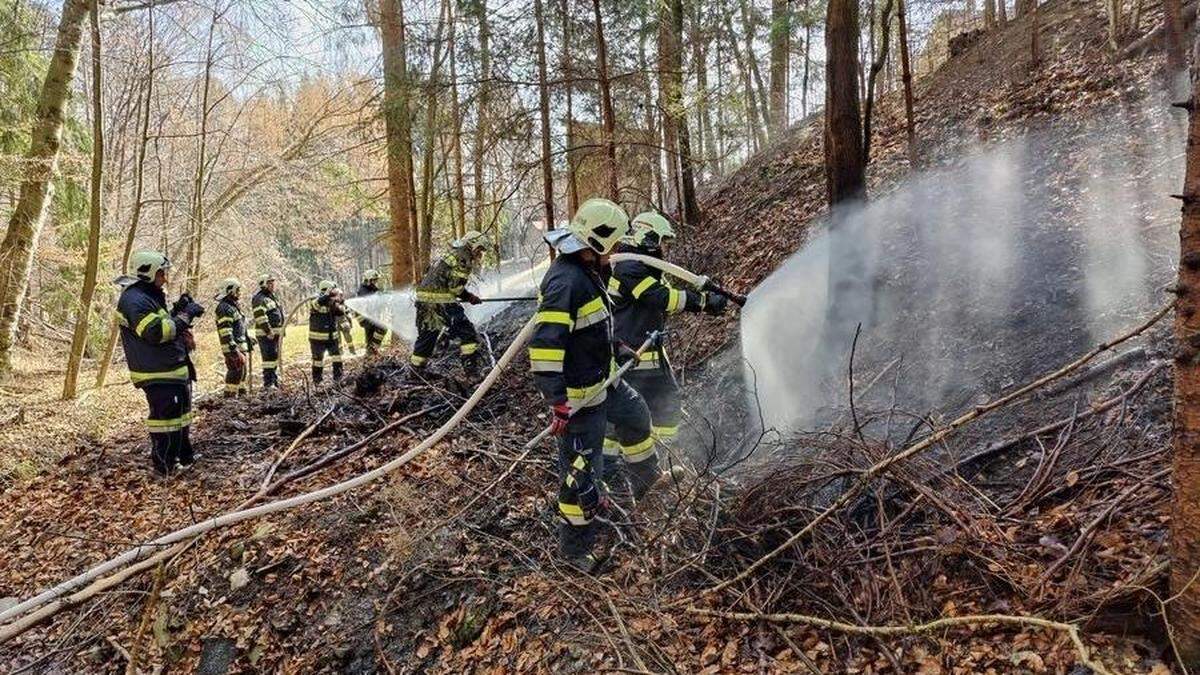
<box><xmin>252</xmin><ymin>288</ymin><xmax>284</xmax><ymax>338</ymax></box>
<box><xmin>216</xmin><ymin>296</ymin><xmax>249</xmax><ymax>353</ymax></box>
<box><xmin>608</xmin><ymin>244</ymin><xmax>705</xmax><ymax>372</ymax></box>
<box><xmin>529</xmin><ymin>254</ymin><xmax>614</xmax><ymax>409</ymax></box>
<box><xmin>415</xmin><ymin>247</ymin><xmax>474</xmax><ymax>304</ymax></box>
<box><xmin>308</xmin><ymin>293</ymin><xmax>345</xmax><ymax>342</ymax></box>
<box><xmin>116</xmin><ymin>280</ymin><xmax>193</xmax><ymax>387</ymax></box>
<box><xmin>356</xmin><ymin>283</ymin><xmax>385</xmax><ymax>331</ymax></box>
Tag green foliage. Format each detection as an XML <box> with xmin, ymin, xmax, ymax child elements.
<box><xmin>0</xmin><ymin>1</ymin><xmax>47</xmax><ymax>161</ymax></box>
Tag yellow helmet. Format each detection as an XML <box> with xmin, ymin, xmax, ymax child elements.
<box><xmin>568</xmin><ymin>198</ymin><xmax>629</xmax><ymax>254</ymax></box>
<box><xmin>453</xmin><ymin>230</ymin><xmax>488</xmax><ymax>253</ymax></box>
<box><xmin>363</xmin><ymin>269</ymin><xmax>381</xmax><ymax>282</ymax></box>
<box><xmin>627</xmin><ymin>211</ymin><xmax>676</xmax><ymax>249</ymax></box>
<box><xmin>257</xmin><ymin>273</ymin><xmax>275</xmax><ymax>288</ymax></box>
<box><xmin>220</xmin><ymin>277</ymin><xmax>241</xmax><ymax>297</ymax></box>
<box><xmin>318</xmin><ymin>279</ymin><xmax>336</xmax><ymax>295</ymax></box>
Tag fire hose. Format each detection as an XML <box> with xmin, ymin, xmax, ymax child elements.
<box><xmin>0</xmin><ymin>320</ymin><xmax>662</xmax><ymax>638</ymax></box>
<box><xmin>609</xmin><ymin>252</ymin><xmax>748</xmax><ymax>306</ymax></box>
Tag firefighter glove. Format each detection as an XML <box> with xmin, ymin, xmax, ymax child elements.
<box><xmin>549</xmin><ymin>402</ymin><xmax>572</xmax><ymax>436</ymax></box>
<box><xmin>613</xmin><ymin>340</ymin><xmax>639</xmax><ymax>367</ymax></box>
<box><xmin>178</xmin><ymin>301</ymin><xmax>206</xmax><ymax>324</ymax></box>
<box><xmin>703</xmin><ymin>292</ymin><xmax>728</xmax><ymax>316</ymax></box>
<box><xmin>461</xmin><ymin>290</ymin><xmax>482</xmax><ymax>305</ymax></box>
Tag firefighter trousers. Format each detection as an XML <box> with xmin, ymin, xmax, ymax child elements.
<box><xmin>410</xmin><ymin>302</ymin><xmax>479</xmax><ymax>368</ymax></box>
<box><xmin>143</xmin><ymin>382</ymin><xmax>194</xmax><ymax>474</ymax></box>
<box><xmin>364</xmin><ymin>324</ymin><xmax>387</xmax><ymax>355</ymax></box>
<box><xmin>259</xmin><ymin>335</ymin><xmax>280</xmax><ymax>388</ymax></box>
<box><xmin>310</xmin><ymin>338</ymin><xmax>343</xmax><ymax>383</ymax></box>
<box><xmin>223</xmin><ymin>351</ymin><xmax>247</xmax><ymax>396</ymax></box>
<box><xmin>557</xmin><ymin>379</ymin><xmax>655</xmax><ymax>559</ymax></box>
<box><xmin>621</xmin><ymin>369</ymin><xmax>683</xmax><ymax>463</ymax></box>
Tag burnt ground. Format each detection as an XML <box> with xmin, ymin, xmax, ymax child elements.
<box><xmin>0</xmin><ymin>0</ymin><xmax>1193</xmax><ymax>671</ymax></box>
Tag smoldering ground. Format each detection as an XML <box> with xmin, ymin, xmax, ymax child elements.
<box><xmin>739</xmin><ymin>100</ymin><xmax>1184</xmax><ymax>435</ymax></box>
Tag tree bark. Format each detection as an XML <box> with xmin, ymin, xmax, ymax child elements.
<box><xmin>534</xmin><ymin>0</ymin><xmax>555</xmax><ymax>231</ymax></box>
<box><xmin>186</xmin><ymin>9</ymin><xmax>217</xmax><ymax>292</ymax></box>
<box><xmin>560</xmin><ymin>0</ymin><xmax>579</xmax><ymax>215</ymax></box>
<box><xmin>896</xmin><ymin>0</ymin><xmax>918</xmax><ymax>166</ymax></box>
<box><xmin>722</xmin><ymin>8</ymin><xmax>765</xmax><ymax>152</ymax></box>
<box><xmin>417</xmin><ymin>0</ymin><xmax>450</xmax><ymax>273</ymax></box>
<box><xmin>448</xmin><ymin>1</ymin><xmax>468</xmax><ymax>238</ymax></box>
<box><xmin>0</xmin><ymin>0</ymin><xmax>90</xmax><ymax>376</ymax></box>
<box><xmin>671</xmin><ymin>0</ymin><xmax>701</xmax><ymax>225</ymax></box>
<box><xmin>380</xmin><ymin>0</ymin><xmax>415</xmax><ymax>286</ymax></box>
<box><xmin>638</xmin><ymin>31</ymin><xmax>663</xmax><ymax>205</ymax></box>
<box><xmin>472</xmin><ymin>0</ymin><xmax>492</xmax><ymax>231</ymax></box>
<box><xmin>1171</xmin><ymin>27</ymin><xmax>1200</xmax><ymax>667</ymax></box>
<box><xmin>802</xmin><ymin>0</ymin><xmax>812</xmax><ymax>117</ymax></box>
<box><xmin>1030</xmin><ymin>0</ymin><xmax>1041</xmax><ymax>67</ymax></box>
<box><xmin>63</xmin><ymin>0</ymin><xmax>105</xmax><ymax>400</ymax></box>
<box><xmin>824</xmin><ymin>0</ymin><xmax>865</xmax><ymax>206</ymax></box>
<box><xmin>984</xmin><ymin>0</ymin><xmax>996</xmax><ymax>27</ymax></box>
<box><xmin>97</xmin><ymin>1</ymin><xmax>156</xmax><ymax>390</ymax></box>
<box><xmin>999</xmin><ymin>0</ymin><xmax>1008</xmax><ymax>24</ymax></box>
<box><xmin>1165</xmin><ymin>0</ymin><xmax>1187</xmax><ymax>71</ymax></box>
<box><xmin>659</xmin><ymin>0</ymin><xmax>682</xmax><ymax>214</ymax></box>
<box><xmin>695</xmin><ymin>3</ymin><xmax>714</xmax><ymax>176</ymax></box>
<box><xmin>862</xmin><ymin>0</ymin><xmax>895</xmax><ymax>166</ymax></box>
<box><xmin>768</xmin><ymin>0</ymin><xmax>790</xmax><ymax>136</ymax></box>
<box><xmin>592</xmin><ymin>0</ymin><xmax>619</xmax><ymax>200</ymax></box>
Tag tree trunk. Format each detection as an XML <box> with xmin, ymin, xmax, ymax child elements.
<box><xmin>592</xmin><ymin>0</ymin><xmax>619</xmax><ymax>200</ymax></box>
<box><xmin>695</xmin><ymin>3</ymin><xmax>714</xmax><ymax>176</ymax></box>
<box><xmin>999</xmin><ymin>0</ymin><xmax>1008</xmax><ymax>24</ymax></box>
<box><xmin>1165</xmin><ymin>0</ymin><xmax>1187</xmax><ymax>71</ymax></box>
<box><xmin>741</xmin><ymin>0</ymin><xmax>771</xmax><ymax>128</ymax></box>
<box><xmin>802</xmin><ymin>0</ymin><xmax>812</xmax><ymax>116</ymax></box>
<box><xmin>824</xmin><ymin>0</ymin><xmax>865</xmax><ymax>206</ymax></box>
<box><xmin>768</xmin><ymin>0</ymin><xmax>790</xmax><ymax>136</ymax></box>
<box><xmin>417</xmin><ymin>0</ymin><xmax>450</xmax><ymax>272</ymax></box>
<box><xmin>722</xmin><ymin>8</ymin><xmax>765</xmax><ymax>152</ymax></box>
<box><xmin>534</xmin><ymin>0</ymin><xmax>555</xmax><ymax>231</ymax></box>
<box><xmin>0</xmin><ymin>0</ymin><xmax>89</xmax><ymax>376</ymax></box>
<box><xmin>659</xmin><ymin>0</ymin><xmax>682</xmax><ymax>214</ymax></box>
<box><xmin>97</xmin><ymin>1</ymin><xmax>156</xmax><ymax>390</ymax></box>
<box><xmin>715</xmin><ymin>36</ymin><xmax>729</xmax><ymax>173</ymax></box>
<box><xmin>1030</xmin><ymin>0</ymin><xmax>1041</xmax><ymax>67</ymax></box>
<box><xmin>1171</xmin><ymin>27</ymin><xmax>1200</xmax><ymax>666</ymax></box>
<box><xmin>984</xmin><ymin>0</ymin><xmax>995</xmax><ymax>27</ymax></box>
<box><xmin>448</xmin><ymin>2</ymin><xmax>467</xmax><ymax>238</ymax></box>
<box><xmin>560</xmin><ymin>0</ymin><xmax>579</xmax><ymax>216</ymax></box>
<box><xmin>380</xmin><ymin>0</ymin><xmax>415</xmax><ymax>287</ymax></box>
<box><xmin>186</xmin><ymin>10</ymin><xmax>217</xmax><ymax>292</ymax></box>
<box><xmin>473</xmin><ymin>0</ymin><xmax>492</xmax><ymax>231</ymax></box>
<box><xmin>862</xmin><ymin>0</ymin><xmax>895</xmax><ymax>165</ymax></box>
<box><xmin>638</xmin><ymin>32</ymin><xmax>663</xmax><ymax>205</ymax></box>
<box><xmin>670</xmin><ymin>0</ymin><xmax>701</xmax><ymax>224</ymax></box>
<box><xmin>63</xmin><ymin>0</ymin><xmax>105</xmax><ymax>400</ymax></box>
<box><xmin>896</xmin><ymin>0</ymin><xmax>918</xmax><ymax>166</ymax></box>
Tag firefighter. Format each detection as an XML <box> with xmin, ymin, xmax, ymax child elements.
<box><xmin>116</xmin><ymin>251</ymin><xmax>205</xmax><ymax>475</ymax></box>
<box><xmin>309</xmin><ymin>279</ymin><xmax>346</xmax><ymax>384</ymax></box>
<box><xmin>530</xmin><ymin>198</ymin><xmax>655</xmax><ymax>572</ymax></box>
<box><xmin>252</xmin><ymin>274</ymin><xmax>284</xmax><ymax>388</ymax></box>
<box><xmin>608</xmin><ymin>212</ymin><xmax>728</xmax><ymax>466</ymax></box>
<box><xmin>410</xmin><ymin>231</ymin><xmax>486</xmax><ymax>375</ymax></box>
<box><xmin>357</xmin><ymin>269</ymin><xmax>388</xmax><ymax>355</ymax></box>
<box><xmin>215</xmin><ymin>278</ymin><xmax>252</xmax><ymax>397</ymax></box>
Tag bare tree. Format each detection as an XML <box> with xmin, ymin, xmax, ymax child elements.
<box><xmin>862</xmin><ymin>0</ymin><xmax>895</xmax><ymax>164</ymax></box>
<box><xmin>824</xmin><ymin>0</ymin><xmax>865</xmax><ymax>206</ymax></box>
<box><xmin>768</xmin><ymin>0</ymin><xmax>790</xmax><ymax>136</ymax></box>
<box><xmin>63</xmin><ymin>0</ymin><xmax>107</xmax><ymax>400</ymax></box>
<box><xmin>448</xmin><ymin>2</ymin><xmax>467</xmax><ymax>238</ymax></box>
<box><xmin>560</xmin><ymin>0</ymin><xmax>580</xmax><ymax>215</ymax></box>
<box><xmin>534</xmin><ymin>0</ymin><xmax>556</xmax><ymax>230</ymax></box>
<box><xmin>1165</xmin><ymin>0</ymin><xmax>1186</xmax><ymax>71</ymax></box>
<box><xmin>472</xmin><ymin>0</ymin><xmax>492</xmax><ymax>230</ymax></box>
<box><xmin>592</xmin><ymin>0</ymin><xmax>618</xmax><ymax>200</ymax></box>
<box><xmin>896</xmin><ymin>0</ymin><xmax>918</xmax><ymax>165</ymax></box>
<box><xmin>0</xmin><ymin>0</ymin><xmax>90</xmax><ymax>376</ymax></box>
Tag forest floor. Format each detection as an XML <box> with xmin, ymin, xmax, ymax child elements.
<box><xmin>0</xmin><ymin>0</ymin><xmax>1192</xmax><ymax>671</ymax></box>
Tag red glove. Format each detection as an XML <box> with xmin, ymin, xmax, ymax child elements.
<box><xmin>549</xmin><ymin>402</ymin><xmax>572</xmax><ymax>436</ymax></box>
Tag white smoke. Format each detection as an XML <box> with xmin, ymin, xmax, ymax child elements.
<box><xmin>741</xmin><ymin>102</ymin><xmax>1185</xmax><ymax>432</ymax></box>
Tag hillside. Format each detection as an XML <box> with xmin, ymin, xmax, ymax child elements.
<box><xmin>0</xmin><ymin>1</ymin><xmax>1189</xmax><ymax>672</ymax></box>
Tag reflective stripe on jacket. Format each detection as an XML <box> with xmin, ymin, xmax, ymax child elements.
<box><xmin>252</xmin><ymin>289</ymin><xmax>284</xmax><ymax>337</ymax></box>
<box><xmin>308</xmin><ymin>294</ymin><xmax>344</xmax><ymax>342</ymax></box>
<box><xmin>415</xmin><ymin>248</ymin><xmax>474</xmax><ymax>304</ymax></box>
<box><xmin>609</xmin><ymin>244</ymin><xmax>705</xmax><ymax>370</ymax></box>
<box><xmin>116</xmin><ymin>281</ymin><xmax>191</xmax><ymax>387</ymax></box>
<box><xmin>529</xmin><ymin>254</ymin><xmax>614</xmax><ymax>409</ymax></box>
<box><xmin>216</xmin><ymin>297</ymin><xmax>249</xmax><ymax>353</ymax></box>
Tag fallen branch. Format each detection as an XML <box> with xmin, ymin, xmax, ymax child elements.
<box><xmin>261</xmin><ymin>405</ymin><xmax>336</xmax><ymax>491</ymax></box>
<box><xmin>685</xmin><ymin>607</ymin><xmax>1113</xmax><ymax>675</ymax></box>
<box><xmin>701</xmin><ymin>304</ymin><xmax>1170</xmax><ymax>597</ymax></box>
<box><xmin>0</xmin><ymin>319</ymin><xmax>539</xmax><ymax>637</ymax></box>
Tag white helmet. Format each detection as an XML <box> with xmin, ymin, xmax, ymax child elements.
<box><xmin>627</xmin><ymin>211</ymin><xmax>676</xmax><ymax>249</ymax></box>
<box><xmin>129</xmin><ymin>251</ymin><xmax>172</xmax><ymax>282</ymax></box>
<box><xmin>220</xmin><ymin>278</ymin><xmax>241</xmax><ymax>297</ymax></box>
<box><xmin>258</xmin><ymin>273</ymin><xmax>275</xmax><ymax>288</ymax></box>
<box><xmin>567</xmin><ymin>198</ymin><xmax>629</xmax><ymax>255</ymax></box>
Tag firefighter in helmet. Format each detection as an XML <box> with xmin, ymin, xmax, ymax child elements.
<box><xmin>215</xmin><ymin>278</ymin><xmax>252</xmax><ymax>397</ymax></box>
<box><xmin>357</xmin><ymin>269</ymin><xmax>388</xmax><ymax>355</ymax></box>
<box><xmin>410</xmin><ymin>231</ymin><xmax>486</xmax><ymax>375</ymax></box>
<box><xmin>308</xmin><ymin>279</ymin><xmax>347</xmax><ymax>383</ymax></box>
<box><xmin>252</xmin><ymin>274</ymin><xmax>284</xmax><ymax>388</ymax></box>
